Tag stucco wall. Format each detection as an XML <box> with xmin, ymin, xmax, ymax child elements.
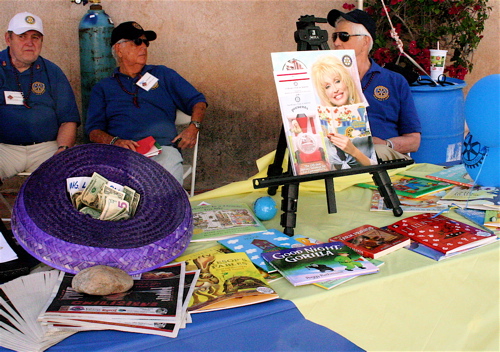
<box><xmin>1</xmin><ymin>0</ymin><xmax>498</xmax><ymax>190</ymax></box>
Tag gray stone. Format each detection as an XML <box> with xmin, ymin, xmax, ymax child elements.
<box><xmin>72</xmin><ymin>265</ymin><xmax>134</xmax><ymax>296</ymax></box>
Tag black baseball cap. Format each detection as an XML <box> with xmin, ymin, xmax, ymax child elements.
<box><xmin>327</xmin><ymin>9</ymin><xmax>376</xmax><ymax>41</ymax></box>
<box><xmin>110</xmin><ymin>21</ymin><xmax>157</xmax><ymax>47</ymax></box>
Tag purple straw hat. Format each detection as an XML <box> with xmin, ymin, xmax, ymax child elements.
<box><xmin>11</xmin><ymin>143</ymin><xmax>192</xmax><ymax>274</ymax></box>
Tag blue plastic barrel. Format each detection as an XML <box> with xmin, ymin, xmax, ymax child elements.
<box><xmin>410</xmin><ymin>76</ymin><xmax>467</xmax><ymax>166</ymax></box>
<box><xmin>79</xmin><ymin>2</ymin><xmax>115</xmax><ymax>132</ymax></box>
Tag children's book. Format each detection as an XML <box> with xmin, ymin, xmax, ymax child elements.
<box><xmin>356</xmin><ymin>174</ymin><xmax>453</xmax><ymax>198</ymax></box>
<box><xmin>369</xmin><ymin>190</ymin><xmax>449</xmax><ymax>213</ymax></box>
<box><xmin>426</xmin><ymin>164</ymin><xmax>474</xmax><ymax>188</ymax></box>
<box><xmin>437</xmin><ymin>186</ymin><xmax>500</xmax><ymax>211</ymax></box>
<box><xmin>191</xmin><ymin>204</ymin><xmax>267</xmax><ymax>242</ymax></box>
<box><xmin>271</xmin><ymin>50</ymin><xmax>377</xmax><ymax>176</ymax></box>
<box><xmin>261</xmin><ymin>242</ymin><xmax>379</xmax><ymax>287</ymax></box>
<box><xmin>217</xmin><ymin>229</ymin><xmax>316</xmax><ymax>272</ymax></box>
<box><xmin>136</xmin><ymin>136</ymin><xmax>162</xmax><ymax>157</ymax></box>
<box><xmin>387</xmin><ymin>213</ymin><xmax>497</xmax><ymax>255</ymax></box>
<box><xmin>313</xmin><ymin>258</ymin><xmax>384</xmax><ymax>290</ymax></box>
<box><xmin>175</xmin><ymin>249</ymin><xmax>278</xmax><ymax>313</ymax></box>
<box><xmin>404</xmin><ymin>241</ymin><xmax>486</xmax><ymax>261</ymax></box>
<box><xmin>455</xmin><ymin>208</ymin><xmax>500</xmax><ymax>235</ymax></box>
<box><xmin>328</xmin><ymin>224</ymin><xmax>410</xmax><ymax>259</ymax></box>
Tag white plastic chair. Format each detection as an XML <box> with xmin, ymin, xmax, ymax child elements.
<box><xmin>175</xmin><ymin>110</ymin><xmax>199</xmax><ymax>197</ymax></box>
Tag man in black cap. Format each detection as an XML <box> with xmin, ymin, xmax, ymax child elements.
<box><xmin>327</xmin><ymin>9</ymin><xmax>421</xmax><ymax>161</ymax></box>
<box><xmin>86</xmin><ymin>21</ymin><xmax>207</xmax><ymax>185</ymax></box>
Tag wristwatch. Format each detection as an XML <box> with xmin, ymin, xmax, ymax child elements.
<box><xmin>189</xmin><ymin>121</ymin><xmax>202</xmax><ymax>129</ymax></box>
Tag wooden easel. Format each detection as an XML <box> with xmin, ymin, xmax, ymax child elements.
<box><xmin>252</xmin><ymin>15</ymin><xmax>413</xmax><ymax>236</ymax></box>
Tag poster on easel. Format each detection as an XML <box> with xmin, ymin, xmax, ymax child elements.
<box><xmin>271</xmin><ymin>50</ymin><xmax>377</xmax><ymax>176</ymax></box>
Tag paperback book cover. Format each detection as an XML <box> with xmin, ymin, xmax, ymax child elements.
<box><xmin>369</xmin><ymin>190</ymin><xmax>449</xmax><ymax>213</ymax></box>
<box><xmin>426</xmin><ymin>164</ymin><xmax>474</xmax><ymax>188</ymax></box>
<box><xmin>437</xmin><ymin>186</ymin><xmax>500</xmax><ymax>210</ymax></box>
<box><xmin>261</xmin><ymin>242</ymin><xmax>379</xmax><ymax>286</ymax></box>
<box><xmin>271</xmin><ymin>50</ymin><xmax>377</xmax><ymax>175</ymax></box>
<box><xmin>387</xmin><ymin>213</ymin><xmax>497</xmax><ymax>255</ymax></box>
<box><xmin>218</xmin><ymin>229</ymin><xmax>313</xmax><ymax>272</ymax></box>
<box><xmin>191</xmin><ymin>203</ymin><xmax>267</xmax><ymax>242</ymax></box>
<box><xmin>328</xmin><ymin>224</ymin><xmax>410</xmax><ymax>259</ymax></box>
<box><xmin>176</xmin><ymin>250</ymin><xmax>278</xmax><ymax>313</ymax></box>
<box><xmin>313</xmin><ymin>258</ymin><xmax>384</xmax><ymax>290</ymax></box>
<box><xmin>356</xmin><ymin>174</ymin><xmax>453</xmax><ymax>198</ymax></box>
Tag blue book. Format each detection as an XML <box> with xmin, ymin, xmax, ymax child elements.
<box><xmin>218</xmin><ymin>229</ymin><xmax>312</xmax><ymax>273</ymax></box>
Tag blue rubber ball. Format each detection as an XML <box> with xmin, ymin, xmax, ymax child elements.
<box><xmin>253</xmin><ymin>196</ymin><xmax>277</xmax><ymax>221</ymax></box>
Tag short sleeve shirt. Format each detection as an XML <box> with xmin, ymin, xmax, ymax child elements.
<box><xmin>0</xmin><ymin>48</ymin><xmax>81</xmax><ymax>145</ymax></box>
<box><xmin>362</xmin><ymin>59</ymin><xmax>421</xmax><ymax>140</ymax></box>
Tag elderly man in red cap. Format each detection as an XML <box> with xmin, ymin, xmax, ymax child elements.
<box><xmin>0</xmin><ymin>12</ymin><xmax>80</xmax><ymax>182</ymax></box>
<box><xmin>327</xmin><ymin>9</ymin><xmax>421</xmax><ymax>161</ymax></box>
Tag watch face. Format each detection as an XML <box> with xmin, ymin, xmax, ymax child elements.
<box><xmin>190</xmin><ymin>121</ymin><xmax>201</xmax><ymax>129</ymax></box>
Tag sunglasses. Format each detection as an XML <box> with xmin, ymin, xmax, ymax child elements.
<box><xmin>332</xmin><ymin>32</ymin><xmax>368</xmax><ymax>42</ymax></box>
<box><xmin>123</xmin><ymin>38</ymin><xmax>150</xmax><ymax>47</ymax></box>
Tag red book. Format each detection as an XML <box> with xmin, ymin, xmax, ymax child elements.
<box><xmin>136</xmin><ymin>136</ymin><xmax>156</xmax><ymax>154</ymax></box>
<box><xmin>329</xmin><ymin>225</ymin><xmax>410</xmax><ymax>259</ymax></box>
<box><xmin>136</xmin><ymin>136</ymin><xmax>162</xmax><ymax>157</ymax></box>
<box><xmin>387</xmin><ymin>213</ymin><xmax>497</xmax><ymax>255</ymax></box>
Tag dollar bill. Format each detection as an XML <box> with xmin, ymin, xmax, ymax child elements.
<box><xmin>68</xmin><ymin>172</ymin><xmax>139</xmax><ymax>221</ymax></box>
<box><xmin>80</xmin><ymin>206</ymin><xmax>102</xmax><ymax>219</ymax></box>
<box><xmin>81</xmin><ymin>172</ymin><xmax>108</xmax><ymax>208</ymax></box>
<box><xmin>99</xmin><ymin>196</ymin><xmax>130</xmax><ymax>221</ymax></box>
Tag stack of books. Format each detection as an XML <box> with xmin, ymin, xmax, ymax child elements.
<box><xmin>175</xmin><ymin>249</ymin><xmax>279</xmax><ymax>312</ymax></box>
<box><xmin>0</xmin><ymin>262</ymin><xmax>201</xmax><ymax>351</ymax></box>
<box><xmin>387</xmin><ymin>213</ymin><xmax>498</xmax><ymax>261</ymax></box>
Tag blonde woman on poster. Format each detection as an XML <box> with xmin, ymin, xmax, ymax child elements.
<box><xmin>311</xmin><ymin>55</ymin><xmax>377</xmax><ymax>170</ymax></box>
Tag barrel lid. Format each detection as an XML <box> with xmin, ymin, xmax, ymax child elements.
<box><xmin>410</xmin><ymin>76</ymin><xmax>466</xmax><ymax>92</ymax></box>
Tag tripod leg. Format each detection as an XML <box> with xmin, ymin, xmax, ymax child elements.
<box><xmin>267</xmin><ymin>126</ymin><xmax>288</xmax><ymax>196</ymax></box>
<box><xmin>280</xmin><ymin>183</ymin><xmax>299</xmax><ymax>236</ymax></box>
<box><xmin>371</xmin><ymin>170</ymin><xmax>403</xmax><ymax>217</ymax></box>
<box><xmin>325</xmin><ymin>178</ymin><xmax>337</xmax><ymax>214</ymax></box>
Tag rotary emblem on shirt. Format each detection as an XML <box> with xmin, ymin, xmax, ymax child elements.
<box><xmin>31</xmin><ymin>82</ymin><xmax>46</xmax><ymax>95</ymax></box>
<box><xmin>373</xmin><ymin>85</ymin><xmax>389</xmax><ymax>101</ymax></box>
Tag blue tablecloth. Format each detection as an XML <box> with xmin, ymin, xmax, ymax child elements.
<box><xmin>29</xmin><ymin>299</ymin><xmax>363</xmax><ymax>352</ymax></box>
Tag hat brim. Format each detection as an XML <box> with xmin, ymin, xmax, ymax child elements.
<box><xmin>12</xmin><ymin>144</ymin><xmax>192</xmax><ymax>274</ymax></box>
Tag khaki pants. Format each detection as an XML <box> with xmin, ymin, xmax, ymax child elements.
<box><xmin>374</xmin><ymin>144</ymin><xmax>412</xmax><ymax>162</ymax></box>
<box><xmin>0</xmin><ymin>141</ymin><xmax>58</xmax><ymax>180</ymax></box>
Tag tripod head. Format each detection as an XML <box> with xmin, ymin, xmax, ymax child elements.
<box><xmin>294</xmin><ymin>15</ymin><xmax>330</xmax><ymax>51</ymax></box>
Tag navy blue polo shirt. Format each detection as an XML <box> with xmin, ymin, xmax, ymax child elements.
<box><xmin>0</xmin><ymin>48</ymin><xmax>80</xmax><ymax>145</ymax></box>
<box><xmin>362</xmin><ymin>59</ymin><xmax>421</xmax><ymax>140</ymax></box>
<box><xmin>86</xmin><ymin>65</ymin><xmax>206</xmax><ymax>146</ymax></box>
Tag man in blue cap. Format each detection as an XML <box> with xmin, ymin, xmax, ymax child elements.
<box><xmin>327</xmin><ymin>9</ymin><xmax>421</xmax><ymax>161</ymax></box>
<box><xmin>0</xmin><ymin>12</ymin><xmax>80</xmax><ymax>181</ymax></box>
<box><xmin>86</xmin><ymin>21</ymin><xmax>207</xmax><ymax>185</ymax></box>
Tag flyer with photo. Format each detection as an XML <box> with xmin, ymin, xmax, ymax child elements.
<box><xmin>271</xmin><ymin>50</ymin><xmax>377</xmax><ymax>176</ymax></box>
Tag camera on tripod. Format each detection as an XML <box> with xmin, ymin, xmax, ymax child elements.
<box><xmin>294</xmin><ymin>15</ymin><xmax>330</xmax><ymax>51</ymax></box>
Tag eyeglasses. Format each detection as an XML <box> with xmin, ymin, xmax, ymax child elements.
<box><xmin>121</xmin><ymin>38</ymin><xmax>150</xmax><ymax>47</ymax></box>
<box><xmin>332</xmin><ymin>32</ymin><xmax>368</xmax><ymax>42</ymax></box>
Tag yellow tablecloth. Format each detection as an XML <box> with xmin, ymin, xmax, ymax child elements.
<box><xmin>187</xmin><ymin>156</ymin><xmax>500</xmax><ymax>351</ymax></box>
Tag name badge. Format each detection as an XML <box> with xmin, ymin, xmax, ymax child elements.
<box><xmin>4</xmin><ymin>91</ymin><xmax>24</xmax><ymax>105</ymax></box>
<box><xmin>136</xmin><ymin>72</ymin><xmax>158</xmax><ymax>91</ymax></box>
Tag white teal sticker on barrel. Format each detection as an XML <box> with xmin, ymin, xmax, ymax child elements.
<box><xmin>446</xmin><ymin>141</ymin><xmax>462</xmax><ymax>163</ymax></box>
